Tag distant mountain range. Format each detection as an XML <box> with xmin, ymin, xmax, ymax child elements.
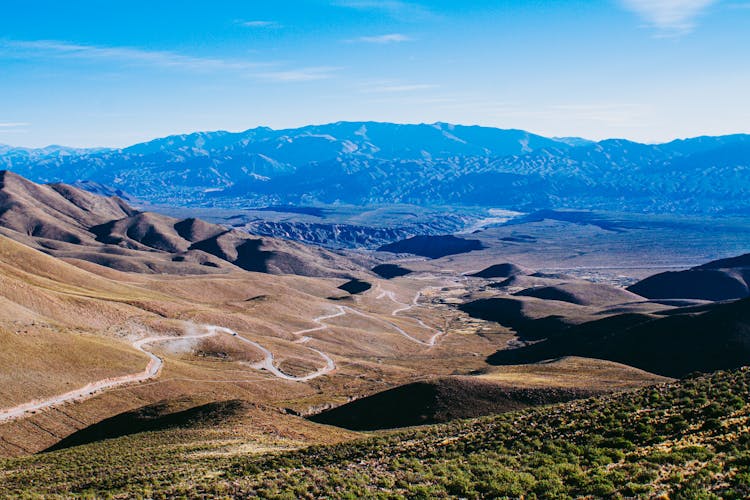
<box><xmin>3</xmin><ymin>122</ymin><xmax>750</xmax><ymax>213</ymax></box>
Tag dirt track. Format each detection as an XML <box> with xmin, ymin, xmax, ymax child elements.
<box><xmin>0</xmin><ymin>288</ymin><xmax>444</xmax><ymax>423</ymax></box>
<box><xmin>0</xmin><ymin>325</ymin><xmax>335</xmax><ymax>424</ymax></box>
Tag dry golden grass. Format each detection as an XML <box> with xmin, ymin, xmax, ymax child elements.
<box><xmin>0</xmin><ymin>327</ymin><xmax>147</xmax><ymax>405</ymax></box>
<box><xmin>477</xmin><ymin>356</ymin><xmax>671</xmax><ymax>390</ymax></box>
<box><xmin>0</xmin><ymin>234</ymin><xmax>674</xmax><ymax>459</ymax></box>
<box><xmin>0</xmin><ymin>235</ymin><xmax>507</xmax><ymax>456</ymax></box>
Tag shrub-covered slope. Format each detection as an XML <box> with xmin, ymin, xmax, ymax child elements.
<box><xmin>2</xmin><ymin>368</ymin><xmax>750</xmax><ymax>498</ymax></box>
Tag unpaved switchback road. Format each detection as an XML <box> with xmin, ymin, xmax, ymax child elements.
<box><xmin>205</xmin><ymin>325</ymin><xmax>336</xmax><ymax>382</ymax></box>
<box><xmin>0</xmin><ymin>324</ymin><xmax>336</xmax><ymax>424</ymax></box>
<box><xmin>306</xmin><ymin>286</ymin><xmax>446</xmax><ymax>347</ymax></box>
<box><xmin>0</xmin><ymin>290</ymin><xmax>442</xmax><ymax>424</ymax></box>
<box><xmin>0</xmin><ymin>331</ymin><xmax>215</xmax><ymax>423</ymax></box>
<box><xmin>292</xmin><ymin>307</ymin><xmax>347</xmax><ymax>336</ymax></box>
<box><xmin>375</xmin><ymin>286</ymin><xmax>445</xmax><ymax>346</ymax></box>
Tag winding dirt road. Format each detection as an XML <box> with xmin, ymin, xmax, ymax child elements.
<box><xmin>0</xmin><ymin>331</ymin><xmax>215</xmax><ymax>423</ymax></box>
<box><xmin>0</xmin><ymin>286</ymin><xmax>443</xmax><ymax>424</ymax></box>
<box><xmin>0</xmin><ymin>324</ymin><xmax>335</xmax><ymax>424</ymax></box>
<box><xmin>292</xmin><ymin>308</ymin><xmax>347</xmax><ymax>336</ymax></box>
<box><xmin>295</xmin><ymin>287</ymin><xmax>445</xmax><ymax>347</ymax></box>
<box><xmin>376</xmin><ymin>286</ymin><xmax>445</xmax><ymax>346</ymax></box>
<box><xmin>205</xmin><ymin>325</ymin><xmax>336</xmax><ymax>382</ymax></box>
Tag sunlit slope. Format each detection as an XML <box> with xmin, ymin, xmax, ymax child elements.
<box><xmin>0</xmin><ymin>234</ymin><xmax>500</xmax><ymax>457</ymax></box>
<box><xmin>0</xmin><ymin>170</ymin><xmax>361</xmax><ymax>277</ymax></box>
<box><xmin>2</xmin><ymin>368</ymin><xmax>748</xmax><ymax>498</ymax></box>
<box><xmin>0</xmin><ymin>236</ymin><xmax>160</xmax><ymax>405</ymax></box>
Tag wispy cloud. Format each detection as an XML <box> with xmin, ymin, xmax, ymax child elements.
<box><xmin>334</xmin><ymin>1</ymin><xmax>435</xmax><ymax>21</ymax></box>
<box><xmin>0</xmin><ymin>39</ymin><xmax>338</xmax><ymax>82</ymax></box>
<box><xmin>349</xmin><ymin>33</ymin><xmax>412</xmax><ymax>44</ymax></box>
<box><xmin>362</xmin><ymin>83</ymin><xmax>437</xmax><ymax>93</ymax></box>
<box><xmin>258</xmin><ymin>66</ymin><xmax>340</xmax><ymax>82</ymax></box>
<box><xmin>0</xmin><ymin>121</ymin><xmax>30</xmax><ymax>138</ymax></box>
<box><xmin>619</xmin><ymin>0</ymin><xmax>719</xmax><ymax>35</ymax></box>
<box><xmin>238</xmin><ymin>20</ymin><xmax>281</xmax><ymax>28</ymax></box>
<box><xmin>1</xmin><ymin>39</ymin><xmax>265</xmax><ymax>72</ymax></box>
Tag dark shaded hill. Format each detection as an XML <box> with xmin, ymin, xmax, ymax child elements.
<box><xmin>628</xmin><ymin>253</ymin><xmax>750</xmax><ymax>301</ymax></box>
<box><xmin>309</xmin><ymin>377</ymin><xmax>595</xmax><ymax>430</ymax></box>
<box><xmin>469</xmin><ymin>263</ymin><xmax>527</xmax><ymax>279</ymax></box>
<box><xmin>378</xmin><ymin>235</ymin><xmax>484</xmax><ymax>259</ymax></box>
<box><xmin>514</xmin><ymin>282</ymin><xmax>644</xmax><ymax>306</ymax></box>
<box><xmin>698</xmin><ymin>253</ymin><xmax>750</xmax><ymax>270</ymax></box>
<box><xmin>338</xmin><ymin>279</ymin><xmax>372</xmax><ymax>295</ymax></box>
<box><xmin>460</xmin><ymin>297</ymin><xmax>573</xmax><ymax>340</ymax></box>
<box><xmin>628</xmin><ymin>269</ymin><xmax>750</xmax><ymax>301</ymax></box>
<box><xmin>371</xmin><ymin>264</ymin><xmax>412</xmax><ymax>279</ymax></box>
<box><xmin>487</xmin><ymin>298</ymin><xmax>750</xmax><ymax>378</ymax></box>
<box><xmin>45</xmin><ymin>399</ymin><xmax>252</xmax><ymax>452</ymax></box>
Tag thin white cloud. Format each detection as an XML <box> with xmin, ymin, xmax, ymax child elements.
<box><xmin>2</xmin><ymin>39</ymin><xmax>265</xmax><ymax>72</ymax></box>
<box><xmin>364</xmin><ymin>84</ymin><xmax>437</xmax><ymax>93</ymax></box>
<box><xmin>239</xmin><ymin>20</ymin><xmax>281</xmax><ymax>28</ymax></box>
<box><xmin>349</xmin><ymin>33</ymin><xmax>412</xmax><ymax>44</ymax></box>
<box><xmin>550</xmin><ymin>103</ymin><xmax>647</xmax><ymax>127</ymax></box>
<box><xmin>619</xmin><ymin>0</ymin><xmax>719</xmax><ymax>34</ymax></box>
<box><xmin>258</xmin><ymin>66</ymin><xmax>340</xmax><ymax>82</ymax></box>
<box><xmin>0</xmin><ymin>122</ymin><xmax>30</xmax><ymax>128</ymax></box>
<box><xmin>0</xmin><ymin>39</ymin><xmax>338</xmax><ymax>82</ymax></box>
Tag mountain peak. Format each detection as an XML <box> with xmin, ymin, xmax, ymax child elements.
<box><xmin>3</xmin><ymin>125</ymin><xmax>750</xmax><ymax>213</ymax></box>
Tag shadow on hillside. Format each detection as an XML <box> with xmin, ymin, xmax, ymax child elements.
<box><xmin>43</xmin><ymin>399</ymin><xmax>251</xmax><ymax>453</ymax></box>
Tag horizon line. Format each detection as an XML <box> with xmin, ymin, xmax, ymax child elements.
<box><xmin>2</xmin><ymin>120</ymin><xmax>749</xmax><ymax>150</ymax></box>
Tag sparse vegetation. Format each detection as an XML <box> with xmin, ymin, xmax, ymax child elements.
<box><xmin>2</xmin><ymin>368</ymin><xmax>750</xmax><ymax>498</ymax></box>
<box><xmin>2</xmin><ymin>171</ymin><xmax>750</xmax><ymax>500</ymax></box>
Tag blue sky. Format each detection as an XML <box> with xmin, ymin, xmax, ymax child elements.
<box><xmin>0</xmin><ymin>0</ymin><xmax>748</xmax><ymax>147</ymax></box>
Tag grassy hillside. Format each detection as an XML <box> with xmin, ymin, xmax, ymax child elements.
<box><xmin>309</xmin><ymin>377</ymin><xmax>595</xmax><ymax>431</ymax></box>
<box><xmin>0</xmin><ymin>230</ymin><xmax>506</xmax><ymax>458</ymax></box>
<box><xmin>310</xmin><ymin>358</ymin><xmax>668</xmax><ymax>431</ymax></box>
<box><xmin>2</xmin><ymin>368</ymin><xmax>749</xmax><ymax>498</ymax></box>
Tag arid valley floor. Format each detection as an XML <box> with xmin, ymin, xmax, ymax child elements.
<box><xmin>0</xmin><ymin>172</ymin><xmax>749</xmax><ymax>497</ymax></box>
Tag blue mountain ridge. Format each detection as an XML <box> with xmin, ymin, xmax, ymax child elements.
<box><xmin>2</xmin><ymin>122</ymin><xmax>749</xmax><ymax>213</ymax></box>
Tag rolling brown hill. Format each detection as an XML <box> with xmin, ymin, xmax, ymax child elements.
<box><xmin>0</xmin><ymin>226</ymin><xmax>500</xmax><ymax>457</ymax></box>
<box><xmin>459</xmin><ymin>276</ymin><xmax>654</xmax><ymax>340</ymax></box>
<box><xmin>513</xmin><ymin>282</ymin><xmax>643</xmax><ymax>306</ymax></box>
<box><xmin>460</xmin><ymin>258</ymin><xmax>750</xmax><ymax>377</ymax></box>
<box><xmin>309</xmin><ymin>357</ymin><xmax>668</xmax><ymax>430</ymax></box>
<box><xmin>0</xmin><ymin>170</ymin><xmax>358</xmax><ymax>277</ymax></box>
<box><xmin>469</xmin><ymin>262</ymin><xmax>528</xmax><ymax>279</ymax></box>
<box><xmin>627</xmin><ymin>252</ymin><xmax>750</xmax><ymax>301</ymax></box>
<box><xmin>485</xmin><ymin>297</ymin><xmax>750</xmax><ymax>377</ymax></box>
<box><xmin>0</xmin><ymin>170</ymin><xmax>136</xmax><ymax>243</ymax></box>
